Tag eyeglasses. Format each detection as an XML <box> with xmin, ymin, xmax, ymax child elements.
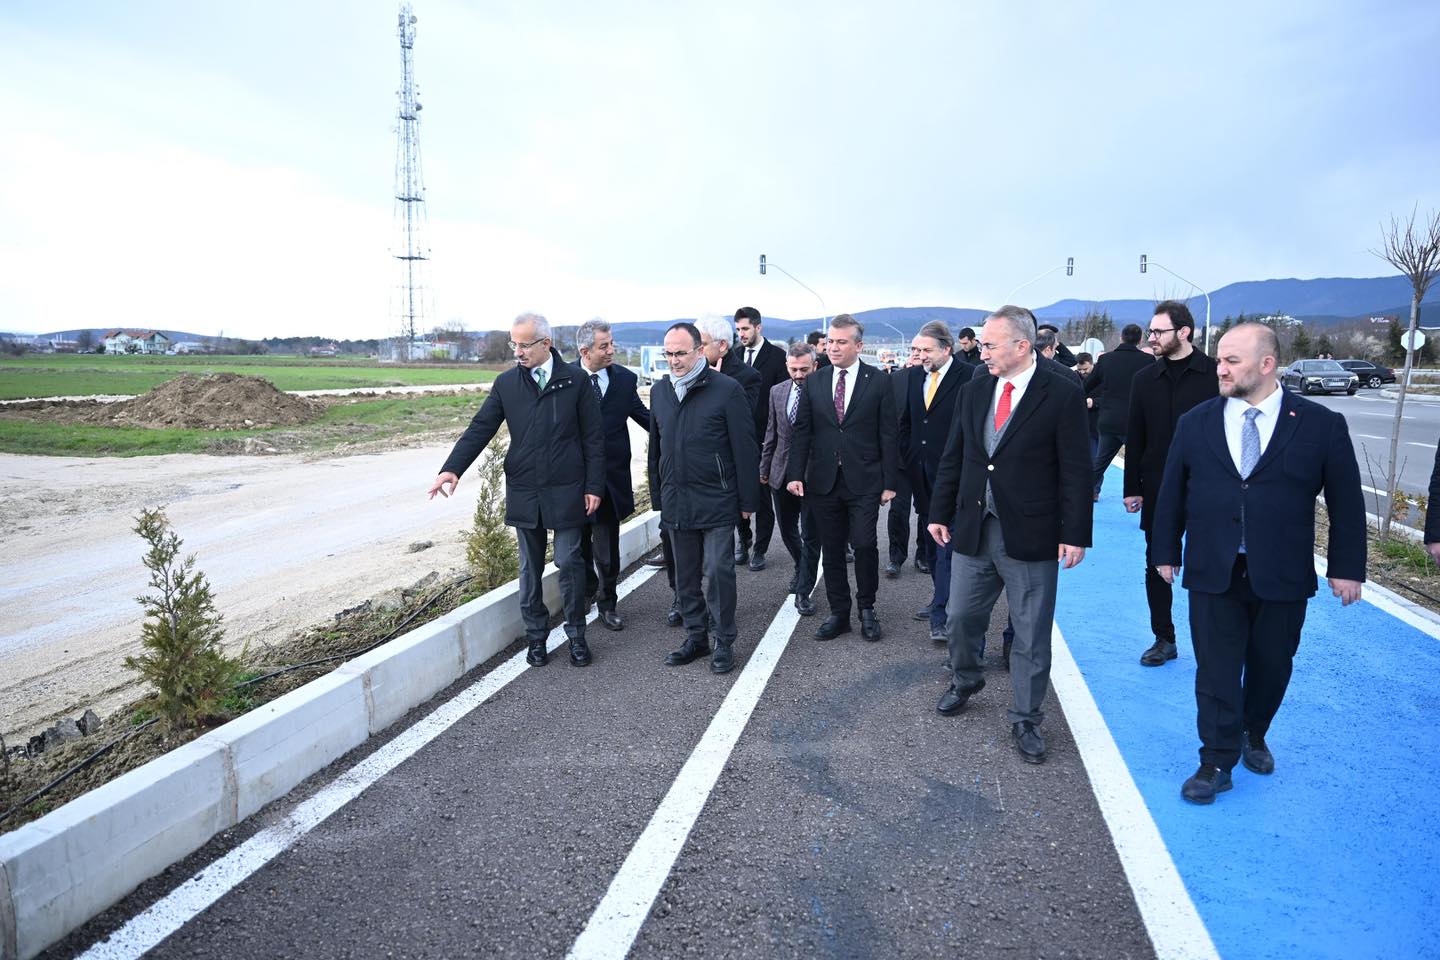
<box><xmin>508</xmin><ymin>337</ymin><xmax>551</xmax><ymax>350</ymax></box>
<box><xmin>978</xmin><ymin>339</ymin><xmax>1021</xmax><ymax>352</ymax></box>
<box><xmin>1146</xmin><ymin>328</ymin><xmax>1177</xmax><ymax>339</ymax></box>
<box><xmin>663</xmin><ymin>347</ymin><xmax>697</xmax><ymax>359</ymax></box>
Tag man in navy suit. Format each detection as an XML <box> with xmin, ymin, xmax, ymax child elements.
<box><xmin>898</xmin><ymin>320</ymin><xmax>973</xmax><ymax>643</ymax></box>
<box><xmin>575</xmin><ymin>319</ymin><xmax>651</xmax><ymax>632</ymax></box>
<box><xmin>1151</xmin><ymin>322</ymin><xmax>1366</xmax><ymax>804</ymax></box>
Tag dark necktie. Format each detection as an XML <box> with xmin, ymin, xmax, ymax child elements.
<box><xmin>746</xmin><ymin>347</ymin><xmax>755</xmax><ymax>366</ymax></box>
<box><xmin>834</xmin><ymin>368</ymin><xmax>847</xmax><ymax>422</ymax></box>
<box><xmin>787</xmin><ymin>384</ymin><xmax>799</xmax><ymax>423</ymax></box>
<box><xmin>591</xmin><ymin>373</ymin><xmax>602</xmax><ymax>403</ymax></box>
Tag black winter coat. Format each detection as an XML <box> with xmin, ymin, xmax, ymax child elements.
<box><xmin>1084</xmin><ymin>342</ymin><xmax>1155</xmax><ymax>435</ymax></box>
<box><xmin>648</xmin><ymin>366</ymin><xmax>761</xmax><ymax>530</ymax></box>
<box><xmin>440</xmin><ymin>349</ymin><xmax>605</xmax><ymax>530</ymax></box>
<box><xmin>1123</xmin><ymin>348</ymin><xmax>1219</xmax><ymax>531</ymax></box>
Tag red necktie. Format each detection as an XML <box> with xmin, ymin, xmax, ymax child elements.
<box><xmin>834</xmin><ymin>368</ymin><xmax>847</xmax><ymax>422</ymax></box>
<box><xmin>994</xmin><ymin>381</ymin><xmax>1014</xmax><ymax>432</ymax></box>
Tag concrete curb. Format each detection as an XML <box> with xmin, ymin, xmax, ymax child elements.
<box><xmin>0</xmin><ymin>511</ymin><xmax>662</xmax><ymax>960</ymax></box>
<box><xmin>1378</xmin><ymin>388</ymin><xmax>1440</xmax><ymax>402</ymax></box>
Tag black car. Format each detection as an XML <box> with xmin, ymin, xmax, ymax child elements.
<box><xmin>1338</xmin><ymin>359</ymin><xmax>1397</xmax><ymax>389</ymax></box>
<box><xmin>1282</xmin><ymin>359</ymin><xmax>1358</xmax><ymax>396</ymax></box>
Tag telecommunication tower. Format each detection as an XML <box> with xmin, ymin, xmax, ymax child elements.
<box><xmin>390</xmin><ymin>3</ymin><xmax>431</xmax><ymax>360</ymax></box>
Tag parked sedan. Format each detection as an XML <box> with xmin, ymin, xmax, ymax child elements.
<box><xmin>1338</xmin><ymin>359</ymin><xmax>1397</xmax><ymax>389</ymax></box>
<box><xmin>1282</xmin><ymin>359</ymin><xmax>1359</xmax><ymax>395</ymax></box>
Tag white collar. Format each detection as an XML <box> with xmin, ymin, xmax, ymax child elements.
<box><xmin>1227</xmin><ymin>381</ymin><xmax>1283</xmax><ymax>420</ymax></box>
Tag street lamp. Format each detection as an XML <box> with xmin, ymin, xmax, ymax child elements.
<box><xmin>759</xmin><ymin>254</ymin><xmax>829</xmax><ymax>332</ymax></box>
<box><xmin>1140</xmin><ymin>254</ymin><xmax>1212</xmax><ymax>353</ymax></box>
<box><xmin>1003</xmin><ymin>257</ymin><xmax>1074</xmax><ymax>306</ymax></box>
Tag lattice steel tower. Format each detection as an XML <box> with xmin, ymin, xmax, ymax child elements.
<box><xmin>390</xmin><ymin>3</ymin><xmax>430</xmax><ymax>360</ymax></box>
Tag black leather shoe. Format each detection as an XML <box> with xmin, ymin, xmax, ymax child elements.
<box><xmin>913</xmin><ymin>606</ymin><xmax>932</xmax><ymax>622</ymax></box>
<box><xmin>526</xmin><ymin>640</ymin><xmax>548</xmax><ymax>667</ymax></box>
<box><xmin>665</xmin><ymin>637</ymin><xmax>711</xmax><ymax>666</ymax></box>
<box><xmin>860</xmin><ymin>609</ymin><xmax>882</xmax><ymax>641</ymax></box>
<box><xmin>666</xmin><ymin>601</ymin><xmax>683</xmax><ymax>628</ymax></box>
<box><xmin>598</xmin><ymin>609</ymin><xmax>624</xmax><ymax>632</ymax></box>
<box><xmin>1241</xmin><ymin>732</ymin><xmax>1275</xmax><ymax>775</ymax></box>
<box><xmin>734</xmin><ymin>544</ymin><xmax>750</xmax><ymax>565</ymax></box>
<box><xmin>885</xmin><ymin>561</ymin><xmax>900</xmax><ymax>578</ymax></box>
<box><xmin>915</xmin><ymin>557</ymin><xmax>931</xmax><ymax>575</ymax></box>
<box><xmin>1182</xmin><ymin>764</ymin><xmax>1233</xmax><ymax>804</ymax></box>
<box><xmin>929</xmin><ymin>625</ymin><xmax>948</xmax><ymax>644</ymax></box>
<box><xmin>936</xmin><ymin>679</ymin><xmax>985</xmax><ymax>715</ymax></box>
<box><xmin>748</xmin><ymin>552</ymin><xmax>767</xmax><ymax>571</ymax></box>
<box><xmin>1012</xmin><ymin>721</ymin><xmax>1046</xmax><ymax>763</ymax></box>
<box><xmin>710</xmin><ymin>643</ymin><xmax>735</xmax><ymax>674</ymax></box>
<box><xmin>569</xmin><ymin>636</ymin><xmax>592</xmax><ymax>667</ymax></box>
<box><xmin>643</xmin><ymin>549</ymin><xmax>668</xmax><ymax>568</ymax></box>
<box><xmin>814</xmin><ymin>615</ymin><xmax>851</xmax><ymax>641</ymax></box>
<box><xmin>795</xmin><ymin>594</ymin><xmax>817</xmax><ymax>616</ymax></box>
<box><xmin>1140</xmin><ymin>639</ymin><xmax>1178</xmax><ymax>666</ymax></box>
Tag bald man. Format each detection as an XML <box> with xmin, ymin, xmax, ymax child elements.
<box><xmin>1150</xmin><ymin>322</ymin><xmax>1366</xmax><ymax>805</ymax></box>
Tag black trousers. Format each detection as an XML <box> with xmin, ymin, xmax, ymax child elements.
<box><xmin>1093</xmin><ymin>430</ymin><xmax>1126</xmax><ymax>494</ymax></box>
<box><xmin>886</xmin><ymin>465</ymin><xmax>926</xmax><ymax>564</ymax></box>
<box><xmin>1142</xmin><ymin>526</ymin><xmax>1176</xmax><ymax>642</ymax></box>
<box><xmin>809</xmin><ymin>467</ymin><xmax>881</xmax><ymax>619</ymax></box>
<box><xmin>737</xmin><ymin>486</ymin><xmax>775</xmax><ymax>555</ymax></box>
<box><xmin>1188</xmin><ymin>555</ymin><xmax>1308</xmax><ymax>770</ymax></box>
<box><xmin>773</xmin><ymin>486</ymin><xmax>820</xmax><ymax>595</ymax></box>
<box><xmin>579</xmin><ymin>498</ymin><xmax>621</xmax><ymax>612</ymax></box>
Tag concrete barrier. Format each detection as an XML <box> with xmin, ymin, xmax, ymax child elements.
<box><xmin>0</xmin><ymin>510</ymin><xmax>662</xmax><ymax>960</ymax></box>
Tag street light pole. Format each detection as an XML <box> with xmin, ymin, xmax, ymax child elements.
<box><xmin>1140</xmin><ymin>255</ymin><xmax>1212</xmax><ymax>353</ymax></box>
<box><xmin>1003</xmin><ymin>257</ymin><xmax>1075</xmax><ymax>306</ymax></box>
<box><xmin>759</xmin><ymin>254</ymin><xmax>829</xmax><ymax>332</ymax></box>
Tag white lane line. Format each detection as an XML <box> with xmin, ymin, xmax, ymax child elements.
<box><xmin>79</xmin><ymin>566</ymin><xmax>660</xmax><ymax>960</ymax></box>
<box><xmin>1355</xmin><ymin>434</ymin><xmax>1387</xmax><ymax>440</ymax></box>
<box><xmin>1407</xmin><ymin>441</ymin><xmax>1436</xmax><ymax>449</ymax></box>
<box><xmin>1049</xmin><ymin>624</ymin><xmax>1220</xmax><ymax>960</ymax></box>
<box><xmin>566</xmin><ymin>573</ymin><xmax>812</xmax><ymax>960</ymax></box>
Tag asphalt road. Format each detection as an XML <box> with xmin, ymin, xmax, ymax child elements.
<box><xmin>1300</xmin><ymin>389</ymin><xmax>1440</xmax><ymax>517</ymax></box>
<box><xmin>49</xmin><ymin>508</ymin><xmax>1153</xmax><ymax>960</ymax></box>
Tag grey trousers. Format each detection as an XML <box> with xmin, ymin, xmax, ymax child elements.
<box><xmin>945</xmin><ymin>514</ymin><xmax>1058</xmax><ymax>725</ymax></box>
<box><xmin>670</xmin><ymin>525</ymin><xmax>738</xmax><ymax>645</ymax></box>
<box><xmin>516</xmin><ymin>525</ymin><xmax>586</xmax><ymax>642</ymax></box>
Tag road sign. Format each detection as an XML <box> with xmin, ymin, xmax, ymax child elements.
<box><xmin>1403</xmin><ymin>329</ymin><xmax>1427</xmax><ymax>352</ymax></box>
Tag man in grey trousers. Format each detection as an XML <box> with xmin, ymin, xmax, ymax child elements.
<box><xmin>927</xmin><ymin>306</ymin><xmax>1093</xmax><ymax>763</ymax></box>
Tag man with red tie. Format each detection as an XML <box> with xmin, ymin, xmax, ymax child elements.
<box><xmin>927</xmin><ymin>306</ymin><xmax>1093</xmax><ymax>763</ymax></box>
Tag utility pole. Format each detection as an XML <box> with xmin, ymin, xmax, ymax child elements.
<box><xmin>391</xmin><ymin>3</ymin><xmax>431</xmax><ymax>362</ymax></box>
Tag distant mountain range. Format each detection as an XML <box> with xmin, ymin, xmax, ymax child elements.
<box><xmin>6</xmin><ymin>274</ymin><xmax>1435</xmax><ymax>346</ymax></box>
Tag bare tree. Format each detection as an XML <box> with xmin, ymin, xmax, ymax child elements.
<box><xmin>1372</xmin><ymin>206</ymin><xmax>1440</xmax><ymax>537</ymax></box>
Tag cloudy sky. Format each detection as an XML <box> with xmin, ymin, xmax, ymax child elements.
<box><xmin>2</xmin><ymin>0</ymin><xmax>1437</xmax><ymax>339</ymax></box>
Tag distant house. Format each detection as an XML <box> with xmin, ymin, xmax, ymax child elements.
<box><xmin>307</xmin><ymin>342</ymin><xmax>339</xmax><ymax>357</ymax></box>
<box><xmin>171</xmin><ymin>341</ymin><xmax>207</xmax><ymax>354</ymax></box>
<box><xmin>46</xmin><ymin>338</ymin><xmax>79</xmax><ymax>353</ymax></box>
<box><xmin>102</xmin><ymin>330</ymin><xmax>172</xmax><ymax>354</ymax></box>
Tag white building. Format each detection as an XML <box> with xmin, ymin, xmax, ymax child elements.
<box><xmin>102</xmin><ymin>330</ymin><xmax>171</xmax><ymax>354</ymax></box>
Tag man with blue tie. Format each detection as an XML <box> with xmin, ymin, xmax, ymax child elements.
<box><xmin>575</xmin><ymin>319</ymin><xmax>651</xmax><ymax>631</ymax></box>
<box><xmin>1151</xmin><ymin>322</ymin><xmax>1366</xmax><ymax>804</ymax></box>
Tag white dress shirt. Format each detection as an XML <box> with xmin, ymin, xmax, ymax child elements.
<box><xmin>1223</xmin><ymin>383</ymin><xmax>1283</xmax><ymax>473</ymax></box>
<box><xmin>831</xmin><ymin>358</ymin><xmax>861</xmax><ymax>413</ymax></box>
<box><xmin>925</xmin><ymin>356</ymin><xmax>954</xmax><ymax>405</ymax></box>
<box><xmin>988</xmin><ymin>356</ymin><xmax>1038</xmax><ymax>426</ymax></box>
<box><xmin>532</xmin><ymin>355</ymin><xmax>554</xmax><ymax>389</ymax></box>
<box><xmin>584</xmin><ymin>364</ymin><xmax>609</xmax><ymax>397</ymax></box>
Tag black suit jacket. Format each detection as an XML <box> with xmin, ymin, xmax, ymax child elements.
<box><xmin>579</xmin><ymin>362</ymin><xmax>651</xmax><ymax>519</ymax></box>
<box><xmin>718</xmin><ymin>352</ymin><xmax>763</xmax><ymax>431</ymax></box>
<box><xmin>931</xmin><ymin>363</ymin><xmax>1093</xmax><ymax>561</ymax></box>
<box><xmin>1428</xmin><ymin>445</ymin><xmax>1440</xmax><ymax>544</ymax></box>
<box><xmin>786</xmin><ymin>361</ymin><xmax>898</xmax><ymax>496</ymax></box>
<box><xmin>898</xmin><ymin>357</ymin><xmax>973</xmax><ymax>514</ymax></box>
<box><xmin>1149</xmin><ymin>390</ymin><xmax>1366</xmax><ymax>600</ymax></box>
<box><xmin>1084</xmin><ymin>342</ymin><xmax>1155</xmax><ymax>435</ymax></box>
<box><xmin>1123</xmin><ymin>349</ymin><xmax>1219</xmax><ymax>531</ymax></box>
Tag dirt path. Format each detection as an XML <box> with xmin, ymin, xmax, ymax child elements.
<box><xmin>0</xmin><ymin>444</ymin><xmax>484</xmax><ymax>739</ymax></box>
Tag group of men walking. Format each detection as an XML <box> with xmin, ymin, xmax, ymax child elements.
<box><xmin>430</xmin><ymin>300</ymin><xmax>1368</xmax><ymax>805</ymax></box>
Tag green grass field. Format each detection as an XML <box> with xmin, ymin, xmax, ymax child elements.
<box><xmin>0</xmin><ymin>354</ymin><xmax>500</xmax><ymax>400</ymax></box>
<box><xmin>0</xmin><ymin>394</ymin><xmax>482</xmax><ymax>457</ymax></box>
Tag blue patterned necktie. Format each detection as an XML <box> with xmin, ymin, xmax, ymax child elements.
<box><xmin>1240</xmin><ymin>407</ymin><xmax>1261</xmax><ymax>477</ymax></box>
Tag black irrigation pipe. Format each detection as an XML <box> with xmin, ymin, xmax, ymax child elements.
<box><xmin>0</xmin><ymin>575</ymin><xmax>474</xmax><ymax>828</ymax></box>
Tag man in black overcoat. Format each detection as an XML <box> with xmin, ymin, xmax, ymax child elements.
<box><xmin>1084</xmin><ymin>323</ymin><xmax>1155</xmax><ymax>499</ymax></box>
<box><xmin>734</xmin><ymin>306</ymin><xmax>788</xmax><ymax>570</ymax></box>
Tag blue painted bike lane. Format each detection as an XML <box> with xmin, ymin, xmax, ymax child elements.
<box><xmin>1055</xmin><ymin>465</ymin><xmax>1440</xmax><ymax>960</ymax></box>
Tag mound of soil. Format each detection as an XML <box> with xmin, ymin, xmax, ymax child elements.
<box><xmin>86</xmin><ymin>374</ymin><xmax>323</xmax><ymax>430</ymax></box>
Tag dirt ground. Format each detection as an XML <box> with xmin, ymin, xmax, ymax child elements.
<box><xmin>0</xmin><ymin>443</ymin><xmax>483</xmax><ymax>740</ymax></box>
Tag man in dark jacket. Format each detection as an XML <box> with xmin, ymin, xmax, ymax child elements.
<box><xmin>761</xmin><ymin>342</ymin><xmax>823</xmax><ymax>615</ymax></box>
<box><xmin>1085</xmin><ymin>324</ymin><xmax>1155</xmax><ymax>499</ymax></box>
<box><xmin>881</xmin><ymin>347</ymin><xmax>926</xmax><ymax>577</ymax></box>
<box><xmin>649</xmin><ymin>322</ymin><xmax>761</xmax><ymax>674</ymax></box>
<box><xmin>1123</xmin><ymin>301</ymin><xmax>1219</xmax><ymax>667</ymax></box>
<box><xmin>733</xmin><ymin>307</ymin><xmax>786</xmax><ymax>570</ymax></box>
<box><xmin>429</xmin><ymin>313</ymin><xmax>604</xmax><ymax>668</ymax></box>
<box><xmin>956</xmin><ymin>327</ymin><xmax>981</xmax><ymax>365</ymax></box>
<box><xmin>1036</xmin><ymin>322</ymin><xmax>1079</xmax><ymax>367</ymax></box>
<box><xmin>575</xmin><ymin>319</ymin><xmax>651</xmax><ymax>632</ymax></box>
<box><xmin>1427</xmin><ymin>444</ymin><xmax>1440</xmax><ymax>562</ymax></box>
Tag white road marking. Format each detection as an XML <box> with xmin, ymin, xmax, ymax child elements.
<box><xmin>1355</xmin><ymin>434</ymin><xmax>1387</xmax><ymax>440</ymax></box>
<box><xmin>1314</xmin><ymin>553</ymin><xmax>1440</xmax><ymax>637</ymax></box>
<box><xmin>1406</xmin><ymin>441</ymin><xmax>1436</xmax><ymax>450</ymax></box>
<box><xmin>566</xmin><ymin>573</ymin><xmax>816</xmax><ymax>960</ymax></box>
<box><xmin>1049</xmin><ymin>624</ymin><xmax>1220</xmax><ymax>960</ymax></box>
<box><xmin>77</xmin><ymin>566</ymin><xmax>660</xmax><ymax>960</ymax></box>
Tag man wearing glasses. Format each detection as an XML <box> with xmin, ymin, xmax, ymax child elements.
<box><xmin>1123</xmin><ymin>301</ymin><xmax>1218</xmax><ymax>667</ymax></box>
<box><xmin>1082</xmin><ymin>323</ymin><xmax>1155</xmax><ymax>501</ymax></box>
<box><xmin>428</xmin><ymin>312</ymin><xmax>605</xmax><ymax>669</ymax></box>
<box><xmin>928</xmin><ymin>306</ymin><xmax>1092</xmax><ymax>763</ymax></box>
<box><xmin>648</xmin><ymin>322</ymin><xmax>761</xmax><ymax>674</ymax></box>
